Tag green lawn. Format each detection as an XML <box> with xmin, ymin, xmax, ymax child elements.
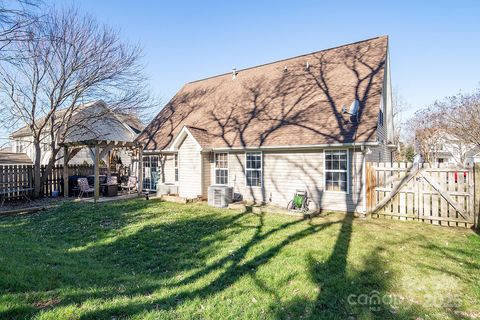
<box><xmin>0</xmin><ymin>200</ymin><xmax>479</xmax><ymax>320</ymax></box>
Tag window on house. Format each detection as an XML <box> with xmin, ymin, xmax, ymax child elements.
<box><xmin>245</xmin><ymin>152</ymin><xmax>262</xmax><ymax>187</ymax></box>
<box><xmin>142</xmin><ymin>155</ymin><xmax>160</xmax><ymax>190</ymax></box>
<box><xmin>215</xmin><ymin>153</ymin><xmax>229</xmax><ymax>185</ymax></box>
<box><xmin>16</xmin><ymin>141</ymin><xmax>24</xmax><ymax>153</ymax></box>
<box><xmin>325</xmin><ymin>150</ymin><xmax>348</xmax><ymax>192</ymax></box>
<box><xmin>378</xmin><ymin>109</ymin><xmax>384</xmax><ymax>126</ymax></box>
<box><xmin>41</xmin><ymin>133</ymin><xmax>50</xmax><ymax>151</ymax></box>
<box><xmin>174</xmin><ymin>154</ymin><xmax>178</xmax><ymax>182</ymax></box>
<box><xmin>378</xmin><ymin>98</ymin><xmax>384</xmax><ymax>126</ymax></box>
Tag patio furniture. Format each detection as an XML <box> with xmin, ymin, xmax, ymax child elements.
<box><xmin>68</xmin><ymin>175</ymin><xmax>87</xmax><ymax>197</ymax></box>
<box><xmin>0</xmin><ymin>182</ymin><xmax>34</xmax><ymax>206</ymax></box>
<box><xmin>120</xmin><ymin>176</ymin><xmax>137</xmax><ymax>194</ymax></box>
<box><xmin>77</xmin><ymin>178</ymin><xmax>95</xmax><ymax>198</ymax></box>
<box><xmin>101</xmin><ymin>176</ymin><xmax>118</xmax><ymax>197</ymax></box>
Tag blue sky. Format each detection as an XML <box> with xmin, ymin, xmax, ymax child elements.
<box><xmin>1</xmin><ymin>0</ymin><xmax>479</xmax><ymax>143</ymax></box>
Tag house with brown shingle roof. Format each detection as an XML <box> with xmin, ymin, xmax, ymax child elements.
<box><xmin>137</xmin><ymin>36</ymin><xmax>394</xmax><ymax>213</ymax></box>
<box><xmin>9</xmin><ymin>101</ymin><xmax>144</xmax><ymax>166</ymax></box>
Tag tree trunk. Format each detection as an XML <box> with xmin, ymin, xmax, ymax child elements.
<box><xmin>33</xmin><ymin>141</ymin><xmax>42</xmax><ymax>198</ymax></box>
<box><xmin>39</xmin><ymin>151</ymin><xmax>60</xmax><ymax>197</ymax></box>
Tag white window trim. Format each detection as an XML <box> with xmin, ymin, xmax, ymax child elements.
<box><xmin>245</xmin><ymin>151</ymin><xmax>262</xmax><ymax>188</ymax></box>
<box><xmin>324</xmin><ymin>149</ymin><xmax>350</xmax><ymax>194</ymax></box>
<box><xmin>214</xmin><ymin>152</ymin><xmax>229</xmax><ymax>185</ymax></box>
<box><xmin>174</xmin><ymin>153</ymin><xmax>179</xmax><ymax>183</ymax></box>
<box><xmin>142</xmin><ymin>155</ymin><xmax>161</xmax><ymax>191</ymax></box>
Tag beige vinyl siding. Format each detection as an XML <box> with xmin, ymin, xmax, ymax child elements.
<box><xmin>224</xmin><ymin>148</ymin><xmax>365</xmax><ymax>212</ymax></box>
<box><xmin>366</xmin><ymin>144</ymin><xmax>391</xmax><ymax>162</ymax></box>
<box><xmin>201</xmin><ymin>152</ymin><xmax>212</xmax><ymax>198</ymax></box>
<box><xmin>163</xmin><ymin>154</ymin><xmax>175</xmax><ymax>183</ymax></box>
<box><xmin>367</xmin><ymin>101</ymin><xmax>392</xmax><ymax>162</ymax></box>
<box><xmin>178</xmin><ymin>135</ymin><xmax>202</xmax><ymax>198</ymax></box>
<box><xmin>367</xmin><ymin>50</ymin><xmax>393</xmax><ymax>163</ymax></box>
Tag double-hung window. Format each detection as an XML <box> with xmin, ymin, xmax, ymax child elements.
<box><xmin>325</xmin><ymin>150</ymin><xmax>348</xmax><ymax>193</ymax></box>
<box><xmin>215</xmin><ymin>153</ymin><xmax>229</xmax><ymax>185</ymax></box>
<box><xmin>16</xmin><ymin>141</ymin><xmax>25</xmax><ymax>153</ymax></box>
<box><xmin>245</xmin><ymin>152</ymin><xmax>262</xmax><ymax>187</ymax></box>
<box><xmin>174</xmin><ymin>154</ymin><xmax>179</xmax><ymax>182</ymax></box>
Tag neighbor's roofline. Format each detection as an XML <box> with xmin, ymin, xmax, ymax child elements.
<box><xmin>143</xmin><ymin>141</ymin><xmax>380</xmax><ymax>153</ymax></box>
<box><xmin>188</xmin><ymin>35</ymin><xmax>388</xmax><ymax>85</ymax></box>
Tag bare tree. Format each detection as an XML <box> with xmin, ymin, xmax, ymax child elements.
<box><xmin>391</xmin><ymin>88</ymin><xmax>411</xmax><ymax>161</ymax></box>
<box><xmin>407</xmin><ymin>107</ymin><xmax>443</xmax><ymax>164</ymax></box>
<box><xmin>0</xmin><ymin>6</ymin><xmax>151</xmax><ymax>197</ymax></box>
<box><xmin>434</xmin><ymin>88</ymin><xmax>480</xmax><ymax>149</ymax></box>
<box><xmin>0</xmin><ymin>0</ymin><xmax>39</xmax><ymax>59</ymax></box>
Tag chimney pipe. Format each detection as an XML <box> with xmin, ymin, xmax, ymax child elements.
<box><xmin>232</xmin><ymin>67</ymin><xmax>237</xmax><ymax>80</ymax></box>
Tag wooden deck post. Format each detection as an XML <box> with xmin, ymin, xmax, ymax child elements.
<box><xmin>138</xmin><ymin>146</ymin><xmax>143</xmax><ymax>195</ymax></box>
<box><xmin>94</xmin><ymin>144</ymin><xmax>100</xmax><ymax>203</ymax></box>
<box><xmin>63</xmin><ymin>146</ymin><xmax>69</xmax><ymax>197</ymax></box>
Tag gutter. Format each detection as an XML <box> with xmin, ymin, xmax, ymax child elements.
<box><xmin>142</xmin><ymin>141</ymin><xmax>380</xmax><ymax>154</ymax></box>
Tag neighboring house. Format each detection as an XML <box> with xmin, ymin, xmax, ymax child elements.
<box><xmin>9</xmin><ymin>101</ymin><xmax>144</xmax><ymax>166</ymax></box>
<box><xmin>0</xmin><ymin>152</ymin><xmax>33</xmax><ymax>165</ymax></box>
<box><xmin>137</xmin><ymin>36</ymin><xmax>395</xmax><ymax>213</ymax></box>
<box><xmin>464</xmin><ymin>148</ymin><xmax>480</xmax><ymax>166</ymax></box>
<box><xmin>428</xmin><ymin>135</ymin><xmax>479</xmax><ymax>166</ymax></box>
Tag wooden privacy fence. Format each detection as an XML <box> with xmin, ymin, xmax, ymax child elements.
<box><xmin>0</xmin><ymin>164</ymin><xmax>107</xmax><ymax>199</ymax></box>
<box><xmin>366</xmin><ymin>162</ymin><xmax>478</xmax><ymax>228</ymax></box>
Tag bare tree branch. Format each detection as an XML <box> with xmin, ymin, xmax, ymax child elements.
<box><xmin>0</xmin><ymin>5</ymin><xmax>154</xmax><ymax>197</ymax></box>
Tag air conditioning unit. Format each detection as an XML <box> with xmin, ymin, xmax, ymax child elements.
<box><xmin>208</xmin><ymin>185</ymin><xmax>233</xmax><ymax>208</ymax></box>
<box><xmin>157</xmin><ymin>183</ymin><xmax>179</xmax><ymax>196</ymax></box>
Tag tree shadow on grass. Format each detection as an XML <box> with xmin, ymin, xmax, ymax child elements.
<box><xmin>271</xmin><ymin>214</ymin><xmax>427</xmax><ymax>319</ymax></box>
<box><xmin>0</xmin><ymin>200</ymin><xmax>251</xmax><ymax>318</ymax></box>
<box><xmin>0</xmin><ymin>201</ymin><xmax>435</xmax><ymax>319</ymax></box>
<box><xmin>75</xmin><ymin>212</ymin><xmax>342</xmax><ymax>319</ymax></box>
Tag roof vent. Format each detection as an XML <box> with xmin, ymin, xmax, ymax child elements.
<box><xmin>305</xmin><ymin>62</ymin><xmax>310</xmax><ymax>71</ymax></box>
<box><xmin>232</xmin><ymin>67</ymin><xmax>238</xmax><ymax>80</ymax></box>
<box><xmin>284</xmin><ymin>66</ymin><xmax>288</xmax><ymax>73</ymax></box>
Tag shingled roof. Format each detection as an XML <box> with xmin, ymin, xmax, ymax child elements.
<box><xmin>138</xmin><ymin>36</ymin><xmax>389</xmax><ymax>151</ymax></box>
<box><xmin>0</xmin><ymin>152</ymin><xmax>32</xmax><ymax>165</ymax></box>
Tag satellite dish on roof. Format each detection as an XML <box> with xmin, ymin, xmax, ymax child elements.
<box><xmin>349</xmin><ymin>100</ymin><xmax>360</xmax><ymax>116</ymax></box>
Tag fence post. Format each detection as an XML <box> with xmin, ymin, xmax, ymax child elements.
<box><xmin>63</xmin><ymin>146</ymin><xmax>69</xmax><ymax>197</ymax></box>
<box><xmin>365</xmin><ymin>162</ymin><xmax>375</xmax><ymax>215</ymax></box>
<box><xmin>474</xmin><ymin>164</ymin><xmax>480</xmax><ymax>230</ymax></box>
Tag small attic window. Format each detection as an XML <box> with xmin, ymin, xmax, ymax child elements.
<box><xmin>378</xmin><ymin>98</ymin><xmax>384</xmax><ymax>127</ymax></box>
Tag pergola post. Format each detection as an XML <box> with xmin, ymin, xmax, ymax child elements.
<box><xmin>63</xmin><ymin>146</ymin><xmax>69</xmax><ymax>198</ymax></box>
<box><xmin>106</xmin><ymin>150</ymin><xmax>111</xmax><ymax>180</ymax></box>
<box><xmin>94</xmin><ymin>144</ymin><xmax>100</xmax><ymax>202</ymax></box>
<box><xmin>138</xmin><ymin>145</ymin><xmax>143</xmax><ymax>195</ymax></box>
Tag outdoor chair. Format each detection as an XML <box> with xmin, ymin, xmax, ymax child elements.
<box><xmin>120</xmin><ymin>176</ymin><xmax>137</xmax><ymax>194</ymax></box>
<box><xmin>77</xmin><ymin>178</ymin><xmax>95</xmax><ymax>198</ymax></box>
<box><xmin>106</xmin><ymin>176</ymin><xmax>118</xmax><ymax>185</ymax></box>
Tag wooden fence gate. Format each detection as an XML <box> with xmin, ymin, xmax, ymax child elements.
<box><xmin>366</xmin><ymin>162</ymin><xmax>477</xmax><ymax>228</ymax></box>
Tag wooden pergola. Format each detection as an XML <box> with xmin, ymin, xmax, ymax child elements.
<box><xmin>60</xmin><ymin>139</ymin><xmax>144</xmax><ymax>203</ymax></box>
